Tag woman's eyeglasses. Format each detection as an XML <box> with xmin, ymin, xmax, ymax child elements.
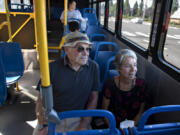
<box><xmin>75</xmin><ymin>46</ymin><xmax>91</xmax><ymax>53</ymax></box>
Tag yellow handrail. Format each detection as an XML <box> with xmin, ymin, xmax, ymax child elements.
<box><xmin>8</xmin><ymin>15</ymin><xmax>32</xmax><ymax>42</ymax></box>
<box><xmin>0</xmin><ymin>21</ymin><xmax>8</xmax><ymax>30</ymax></box>
<box><xmin>0</xmin><ymin>12</ymin><xmax>33</xmax><ymax>15</ymax></box>
<box><xmin>5</xmin><ymin>0</ymin><xmax>12</xmax><ymax>42</ymax></box>
<box><xmin>34</xmin><ymin>0</ymin><xmax>50</xmax><ymax>87</ymax></box>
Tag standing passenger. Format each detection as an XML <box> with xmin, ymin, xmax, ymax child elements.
<box><xmin>101</xmin><ymin>49</ymin><xmax>149</xmax><ymax>128</ymax></box>
<box><xmin>33</xmin><ymin>31</ymin><xmax>100</xmax><ymax>135</ymax></box>
<box><xmin>60</xmin><ymin>0</ymin><xmax>87</xmax><ymax>31</ymax></box>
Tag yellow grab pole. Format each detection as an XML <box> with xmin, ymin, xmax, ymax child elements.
<box><xmin>64</xmin><ymin>0</ymin><xmax>68</xmax><ymax>25</ymax></box>
<box><xmin>33</xmin><ymin>0</ymin><xmax>38</xmax><ymax>50</ymax></box>
<box><xmin>64</xmin><ymin>0</ymin><xmax>68</xmax><ymax>34</ymax></box>
<box><xmin>48</xmin><ymin>0</ymin><xmax>51</xmax><ymax>20</ymax></box>
<box><xmin>5</xmin><ymin>0</ymin><xmax>12</xmax><ymax>41</ymax></box>
<box><xmin>34</xmin><ymin>0</ymin><xmax>50</xmax><ymax>87</ymax></box>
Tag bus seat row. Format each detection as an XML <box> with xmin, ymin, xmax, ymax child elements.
<box><xmin>0</xmin><ymin>42</ymin><xmax>24</xmax><ymax>106</ymax></box>
<box><xmin>90</xmin><ymin>34</ymin><xmax>107</xmax><ymax>42</ymax></box>
<box><xmin>48</xmin><ymin>105</ymin><xmax>180</xmax><ymax>135</ymax></box>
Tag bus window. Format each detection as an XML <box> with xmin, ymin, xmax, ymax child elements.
<box><xmin>108</xmin><ymin>0</ymin><xmax>117</xmax><ymax>32</ymax></box>
<box><xmin>121</xmin><ymin>0</ymin><xmax>155</xmax><ymax>49</ymax></box>
<box><xmin>0</xmin><ymin>0</ymin><xmax>5</xmax><ymax>12</ymax></box>
<box><xmin>93</xmin><ymin>3</ymin><xmax>96</xmax><ymax>10</ymax></box>
<box><xmin>163</xmin><ymin>0</ymin><xmax>180</xmax><ymax>69</ymax></box>
<box><xmin>11</xmin><ymin>0</ymin><xmax>21</xmax><ymax>9</ymax></box>
<box><xmin>23</xmin><ymin>0</ymin><xmax>31</xmax><ymax>9</ymax></box>
<box><xmin>99</xmin><ymin>2</ymin><xmax>105</xmax><ymax>26</ymax></box>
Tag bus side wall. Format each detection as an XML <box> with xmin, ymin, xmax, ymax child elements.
<box><xmin>0</xmin><ymin>14</ymin><xmax>35</xmax><ymax>49</ymax></box>
<box><xmin>106</xmin><ymin>32</ymin><xmax>180</xmax><ymax>123</ymax></box>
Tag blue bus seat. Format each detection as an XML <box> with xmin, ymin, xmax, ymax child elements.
<box><xmin>106</xmin><ymin>56</ymin><xmax>119</xmax><ymax>80</ymax></box>
<box><xmin>94</xmin><ymin>51</ymin><xmax>117</xmax><ymax>91</ymax></box>
<box><xmin>94</xmin><ymin>42</ymin><xmax>119</xmax><ymax>60</ymax></box>
<box><xmin>89</xmin><ymin>42</ymin><xmax>98</xmax><ymax>60</ymax></box>
<box><xmin>90</xmin><ymin>34</ymin><xmax>107</xmax><ymax>42</ymax></box>
<box><xmin>108</xmin><ymin>70</ymin><xmax>119</xmax><ymax>79</ymax></box>
<box><xmin>51</xmin><ymin>7</ymin><xmax>63</xmax><ymax>20</ymax></box>
<box><xmin>48</xmin><ymin>110</ymin><xmax>121</xmax><ymax>135</ymax></box>
<box><xmin>130</xmin><ymin>105</ymin><xmax>180</xmax><ymax>135</ymax></box>
<box><xmin>0</xmin><ymin>42</ymin><xmax>24</xmax><ymax>85</ymax></box>
<box><xmin>87</xmin><ymin>25</ymin><xmax>104</xmax><ymax>37</ymax></box>
<box><xmin>82</xmin><ymin>8</ymin><xmax>98</xmax><ymax>26</ymax></box>
<box><xmin>0</xmin><ymin>48</ymin><xmax>7</xmax><ymax>107</ymax></box>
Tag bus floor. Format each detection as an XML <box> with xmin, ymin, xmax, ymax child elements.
<box><xmin>0</xmin><ymin>70</ymin><xmax>40</xmax><ymax>135</ymax></box>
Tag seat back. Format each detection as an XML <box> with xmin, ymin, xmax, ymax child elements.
<box><xmin>90</xmin><ymin>34</ymin><xmax>107</xmax><ymax>42</ymax></box>
<box><xmin>48</xmin><ymin>110</ymin><xmax>120</xmax><ymax>135</ymax></box>
<box><xmin>94</xmin><ymin>42</ymin><xmax>119</xmax><ymax>60</ymax></box>
<box><xmin>106</xmin><ymin>56</ymin><xmax>119</xmax><ymax>80</ymax></box>
<box><xmin>94</xmin><ymin>51</ymin><xmax>117</xmax><ymax>91</ymax></box>
<box><xmin>82</xmin><ymin>8</ymin><xmax>98</xmax><ymax>26</ymax></box>
<box><xmin>0</xmin><ymin>48</ymin><xmax>7</xmax><ymax>107</ymax></box>
<box><xmin>51</xmin><ymin>7</ymin><xmax>63</xmax><ymax>20</ymax></box>
<box><xmin>108</xmin><ymin>69</ymin><xmax>119</xmax><ymax>79</ymax></box>
<box><xmin>0</xmin><ymin>42</ymin><xmax>24</xmax><ymax>84</ymax></box>
<box><xmin>87</xmin><ymin>25</ymin><xmax>103</xmax><ymax>37</ymax></box>
<box><xmin>130</xmin><ymin>105</ymin><xmax>180</xmax><ymax>135</ymax></box>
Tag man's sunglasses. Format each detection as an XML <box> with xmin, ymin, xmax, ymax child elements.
<box><xmin>75</xmin><ymin>46</ymin><xmax>91</xmax><ymax>53</ymax></box>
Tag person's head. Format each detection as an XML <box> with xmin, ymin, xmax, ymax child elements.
<box><xmin>68</xmin><ymin>20</ymin><xmax>80</xmax><ymax>32</ymax></box>
<box><xmin>68</xmin><ymin>0</ymin><xmax>76</xmax><ymax>11</ymax></box>
<box><xmin>114</xmin><ymin>49</ymin><xmax>137</xmax><ymax>80</ymax></box>
<box><xmin>64</xmin><ymin>31</ymin><xmax>92</xmax><ymax>66</ymax></box>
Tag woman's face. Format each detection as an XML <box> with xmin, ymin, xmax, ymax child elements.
<box><xmin>119</xmin><ymin>56</ymin><xmax>137</xmax><ymax>80</ymax></box>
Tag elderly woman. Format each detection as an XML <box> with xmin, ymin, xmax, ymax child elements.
<box><xmin>102</xmin><ymin>49</ymin><xmax>149</xmax><ymax>128</ymax></box>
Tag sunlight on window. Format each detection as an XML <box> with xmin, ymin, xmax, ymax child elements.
<box><xmin>108</xmin><ymin>0</ymin><xmax>117</xmax><ymax>32</ymax></box>
<box><xmin>163</xmin><ymin>0</ymin><xmax>180</xmax><ymax>69</ymax></box>
<box><xmin>121</xmin><ymin>0</ymin><xmax>154</xmax><ymax>49</ymax></box>
<box><xmin>99</xmin><ymin>2</ymin><xmax>105</xmax><ymax>26</ymax></box>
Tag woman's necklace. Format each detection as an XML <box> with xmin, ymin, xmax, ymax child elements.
<box><xmin>118</xmin><ymin>76</ymin><xmax>136</xmax><ymax>91</ymax></box>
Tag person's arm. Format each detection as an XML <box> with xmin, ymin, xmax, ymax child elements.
<box><xmin>76</xmin><ymin>91</ymin><xmax>98</xmax><ymax>130</ymax></box>
<box><xmin>133</xmin><ymin>103</ymin><xmax>145</xmax><ymax>125</ymax></box>
<box><xmin>60</xmin><ymin>10</ymin><xmax>65</xmax><ymax>23</ymax></box>
<box><xmin>35</xmin><ymin>93</ymin><xmax>48</xmax><ymax>134</ymax></box>
<box><xmin>102</xmin><ymin>96</ymin><xmax>110</xmax><ymax>125</ymax></box>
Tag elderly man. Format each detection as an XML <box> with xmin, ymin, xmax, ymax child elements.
<box><xmin>33</xmin><ymin>31</ymin><xmax>100</xmax><ymax>135</ymax></box>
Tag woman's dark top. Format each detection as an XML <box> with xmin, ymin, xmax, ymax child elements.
<box><xmin>103</xmin><ymin>78</ymin><xmax>149</xmax><ymax>127</ymax></box>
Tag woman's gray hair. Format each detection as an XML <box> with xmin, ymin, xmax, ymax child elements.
<box><xmin>114</xmin><ymin>49</ymin><xmax>137</xmax><ymax>68</ymax></box>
